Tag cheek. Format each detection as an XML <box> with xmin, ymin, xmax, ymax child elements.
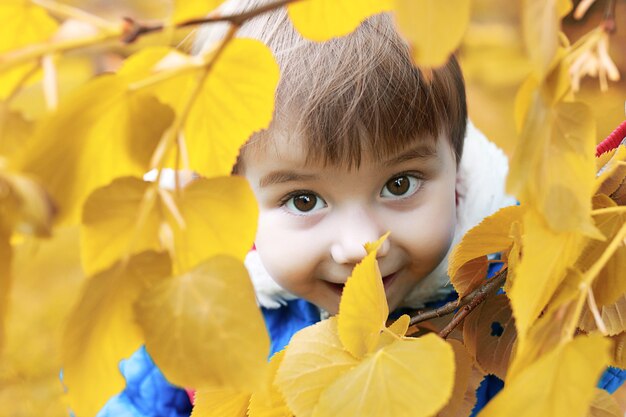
<box><xmin>253</xmin><ymin>211</ymin><xmax>326</xmax><ymax>293</ymax></box>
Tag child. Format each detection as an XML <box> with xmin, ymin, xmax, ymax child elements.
<box><xmin>97</xmin><ymin>2</ymin><xmax>516</xmax><ymax>416</ymax></box>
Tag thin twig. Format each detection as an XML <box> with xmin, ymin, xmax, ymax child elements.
<box><xmin>603</xmin><ymin>0</ymin><xmax>617</xmax><ymax>34</ymax></box>
<box><xmin>437</xmin><ymin>269</ymin><xmax>507</xmax><ymax>339</ymax></box>
<box><xmin>409</xmin><ymin>267</ymin><xmax>508</xmax><ymax>327</ymax></box>
<box><xmin>121</xmin><ymin>0</ymin><xmax>301</xmax><ymax>43</ymax></box>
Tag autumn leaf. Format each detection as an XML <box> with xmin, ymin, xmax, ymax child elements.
<box><xmin>118</xmin><ymin>39</ymin><xmax>279</xmax><ymax>178</ymax></box>
<box><xmin>377</xmin><ymin>314</ymin><xmax>410</xmax><ymax>350</ymax></box>
<box><xmin>14</xmin><ymin>76</ymin><xmax>174</xmax><ymax>224</ymax></box>
<box><xmin>586</xmin><ymin>388</ymin><xmax>622</xmax><ymax>417</ymax></box>
<box><xmin>275</xmin><ymin>318</ymin><xmax>359</xmax><ymax>417</ymax></box>
<box><xmin>63</xmin><ymin>251</ymin><xmax>172</xmax><ymax>417</ymax></box>
<box><xmin>81</xmin><ymin>177</ymin><xmax>161</xmax><ymax>276</ymax></box>
<box><xmin>0</xmin><ymin>1</ymin><xmax>58</xmax><ymax>98</ymax></box>
<box><xmin>437</xmin><ymin>340</ymin><xmax>473</xmax><ymax>417</ymax></box>
<box><xmin>521</xmin><ymin>0</ymin><xmax>572</xmax><ymax>78</ymax></box>
<box><xmin>509</xmin><ymin>208</ymin><xmax>584</xmax><ymax>344</ymax></box>
<box><xmin>313</xmin><ymin>334</ymin><xmax>455</xmax><ymax>417</ymax></box>
<box><xmin>507</xmin><ymin>268</ymin><xmax>581</xmax><ymax>380</ymax></box>
<box><xmin>448</xmin><ymin>205</ymin><xmax>523</xmax><ymax>296</ymax></box>
<box><xmin>580</xmin><ymin>294</ymin><xmax>626</xmax><ymax>336</ymax></box>
<box><xmin>508</xmin><ymin>94</ymin><xmax>600</xmax><ymax>237</ymax></box>
<box><xmin>192</xmin><ymin>388</ymin><xmax>249</xmax><ymax>417</ymax></box>
<box><xmin>167</xmin><ymin>176</ymin><xmax>258</xmax><ymax>271</ymax></box>
<box><xmin>480</xmin><ymin>334</ymin><xmax>611</xmax><ymax>417</ymax></box>
<box><xmin>0</xmin><ymin>227</ymin><xmax>83</xmax><ymax>416</ymax></box>
<box><xmin>394</xmin><ymin>0</ymin><xmax>471</xmax><ymax>67</ymax></box>
<box><xmin>0</xmin><ymin>169</ymin><xmax>55</xmax><ymax>237</ymax></box>
<box><xmin>249</xmin><ymin>351</ymin><xmax>293</xmax><ymax>417</ymax></box>
<box><xmin>172</xmin><ymin>0</ymin><xmax>224</xmax><ymax>23</ymax></box>
<box><xmin>609</xmin><ymin>333</ymin><xmax>626</xmax><ymax>369</ymax></box>
<box><xmin>595</xmin><ymin>146</ymin><xmax>626</xmax><ymax>203</ymax></box>
<box><xmin>136</xmin><ymin>255</ymin><xmax>269</xmax><ymax>392</ymax></box>
<box><xmin>0</xmin><ymin>232</ymin><xmax>9</xmax><ymax>353</ymax></box>
<box><xmin>338</xmin><ymin>233</ymin><xmax>389</xmax><ymax>358</ymax></box>
<box><xmin>287</xmin><ymin>0</ymin><xmax>392</xmax><ymax>42</ymax></box>
<box><xmin>579</xmin><ymin>195</ymin><xmax>626</xmax><ymax>307</ymax></box>
<box><xmin>81</xmin><ymin>175</ymin><xmax>257</xmax><ymax>275</ymax></box>
<box><xmin>452</xmin><ymin>256</ymin><xmax>489</xmax><ymax>299</ymax></box>
<box><xmin>0</xmin><ymin>106</ymin><xmax>33</xmax><ymax>158</ymax></box>
<box><xmin>463</xmin><ymin>294</ymin><xmax>515</xmax><ymax>380</ymax></box>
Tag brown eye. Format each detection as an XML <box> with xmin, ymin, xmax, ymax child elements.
<box><xmin>284</xmin><ymin>192</ymin><xmax>326</xmax><ymax>214</ymax></box>
<box><xmin>381</xmin><ymin>175</ymin><xmax>421</xmax><ymax>198</ymax></box>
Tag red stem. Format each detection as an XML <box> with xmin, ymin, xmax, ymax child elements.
<box><xmin>596</xmin><ymin>120</ymin><xmax>626</xmax><ymax>157</ymax></box>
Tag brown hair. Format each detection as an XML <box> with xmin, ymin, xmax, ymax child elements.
<box><xmin>195</xmin><ymin>2</ymin><xmax>467</xmax><ymax>171</ymax></box>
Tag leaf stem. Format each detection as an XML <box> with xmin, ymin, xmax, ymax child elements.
<box><xmin>603</xmin><ymin>0</ymin><xmax>617</xmax><ymax>34</ymax></box>
<box><xmin>0</xmin><ymin>31</ymin><xmax>122</xmax><ymax>74</ymax></box>
<box><xmin>30</xmin><ymin>0</ymin><xmax>116</xmax><ymax>31</ymax></box>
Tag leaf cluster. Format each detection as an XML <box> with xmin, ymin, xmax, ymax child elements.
<box><xmin>0</xmin><ymin>1</ymin><xmax>624</xmax><ymax>417</ymax></box>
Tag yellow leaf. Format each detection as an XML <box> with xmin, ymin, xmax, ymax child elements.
<box><xmin>249</xmin><ymin>351</ymin><xmax>293</xmax><ymax>417</ymax></box>
<box><xmin>81</xmin><ymin>177</ymin><xmax>161</xmax><ymax>276</ymax></box>
<box><xmin>0</xmin><ymin>2</ymin><xmax>58</xmax><ymax>98</ymax></box>
<box><xmin>1</xmin><ymin>227</ymin><xmax>83</xmax><ymax>416</ymax></box>
<box><xmin>192</xmin><ymin>388</ymin><xmax>249</xmax><ymax>417</ymax></box>
<box><xmin>275</xmin><ymin>317</ymin><xmax>359</xmax><ymax>417</ymax></box>
<box><xmin>338</xmin><ymin>234</ymin><xmax>389</xmax><ymax>358</ymax></box>
<box><xmin>437</xmin><ymin>340</ymin><xmax>473</xmax><ymax>417</ymax></box>
<box><xmin>507</xmin><ymin>268</ymin><xmax>581</xmax><ymax>380</ymax></box>
<box><xmin>508</xmin><ymin>94</ymin><xmax>600</xmax><ymax>237</ymax></box>
<box><xmin>586</xmin><ymin>388</ymin><xmax>622</xmax><ymax>417</ymax></box>
<box><xmin>0</xmin><ymin>232</ymin><xmax>9</xmax><ymax>353</ymax></box>
<box><xmin>394</xmin><ymin>0</ymin><xmax>471</xmax><ymax>67</ymax></box>
<box><xmin>580</xmin><ymin>196</ymin><xmax>626</xmax><ymax>307</ymax></box>
<box><xmin>313</xmin><ymin>334</ymin><xmax>455</xmax><ymax>417</ymax></box>
<box><xmin>480</xmin><ymin>334</ymin><xmax>611</xmax><ymax>417</ymax></box>
<box><xmin>136</xmin><ymin>255</ymin><xmax>269</xmax><ymax>391</ymax></box>
<box><xmin>81</xmin><ymin>175</ymin><xmax>257</xmax><ymax>275</ymax></box>
<box><xmin>173</xmin><ymin>0</ymin><xmax>225</xmax><ymax>23</ymax></box>
<box><xmin>521</xmin><ymin>0</ymin><xmax>568</xmax><ymax>77</ymax></box>
<box><xmin>63</xmin><ymin>251</ymin><xmax>172</xmax><ymax>417</ymax></box>
<box><xmin>0</xmin><ymin>169</ymin><xmax>55</xmax><ymax>237</ymax></box>
<box><xmin>595</xmin><ymin>146</ymin><xmax>626</xmax><ymax>198</ymax></box>
<box><xmin>463</xmin><ymin>294</ymin><xmax>515</xmax><ymax>380</ymax></box>
<box><xmin>509</xmin><ymin>209</ymin><xmax>584</xmax><ymax>342</ymax></box>
<box><xmin>503</xmin><ymin>219</ymin><xmax>523</xmax><ymax>293</ymax></box>
<box><xmin>287</xmin><ymin>0</ymin><xmax>392</xmax><ymax>42</ymax></box>
<box><xmin>169</xmin><ymin>176</ymin><xmax>258</xmax><ymax>270</ymax></box>
<box><xmin>119</xmin><ymin>39</ymin><xmax>279</xmax><ymax>178</ymax></box>
<box><xmin>14</xmin><ymin>76</ymin><xmax>174</xmax><ymax>224</ymax></box>
<box><xmin>448</xmin><ymin>205</ymin><xmax>523</xmax><ymax>279</ymax></box>
<box><xmin>0</xmin><ymin>106</ymin><xmax>33</xmax><ymax>158</ymax></box>
<box><xmin>376</xmin><ymin>314</ymin><xmax>410</xmax><ymax>350</ymax></box>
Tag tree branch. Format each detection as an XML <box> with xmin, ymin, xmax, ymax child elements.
<box><xmin>438</xmin><ymin>268</ymin><xmax>507</xmax><ymax>339</ymax></box>
<box><xmin>408</xmin><ymin>267</ymin><xmax>507</xmax><ymax>338</ymax></box>
<box><xmin>603</xmin><ymin>0</ymin><xmax>617</xmax><ymax>34</ymax></box>
<box><xmin>121</xmin><ymin>0</ymin><xmax>301</xmax><ymax>43</ymax></box>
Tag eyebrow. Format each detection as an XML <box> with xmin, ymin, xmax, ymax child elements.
<box><xmin>259</xmin><ymin>171</ymin><xmax>319</xmax><ymax>188</ymax></box>
<box><xmin>384</xmin><ymin>143</ymin><xmax>438</xmax><ymax>165</ymax></box>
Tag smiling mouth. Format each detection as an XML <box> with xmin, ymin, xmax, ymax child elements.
<box><xmin>326</xmin><ymin>272</ymin><xmax>398</xmax><ymax>296</ymax></box>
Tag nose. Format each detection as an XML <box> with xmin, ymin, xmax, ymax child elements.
<box><xmin>330</xmin><ymin>206</ymin><xmax>390</xmax><ymax>264</ymax></box>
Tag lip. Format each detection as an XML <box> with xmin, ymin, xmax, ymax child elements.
<box><xmin>326</xmin><ymin>272</ymin><xmax>398</xmax><ymax>296</ymax></box>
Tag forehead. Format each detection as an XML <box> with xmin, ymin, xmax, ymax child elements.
<box><xmin>239</xmin><ymin>130</ymin><xmax>442</xmax><ymax>174</ymax></box>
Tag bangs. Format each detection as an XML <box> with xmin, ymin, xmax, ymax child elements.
<box><xmin>219</xmin><ymin>6</ymin><xmax>466</xmax><ymax>171</ymax></box>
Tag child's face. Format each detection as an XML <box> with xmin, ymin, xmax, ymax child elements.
<box><xmin>242</xmin><ymin>134</ymin><xmax>458</xmax><ymax>315</ymax></box>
